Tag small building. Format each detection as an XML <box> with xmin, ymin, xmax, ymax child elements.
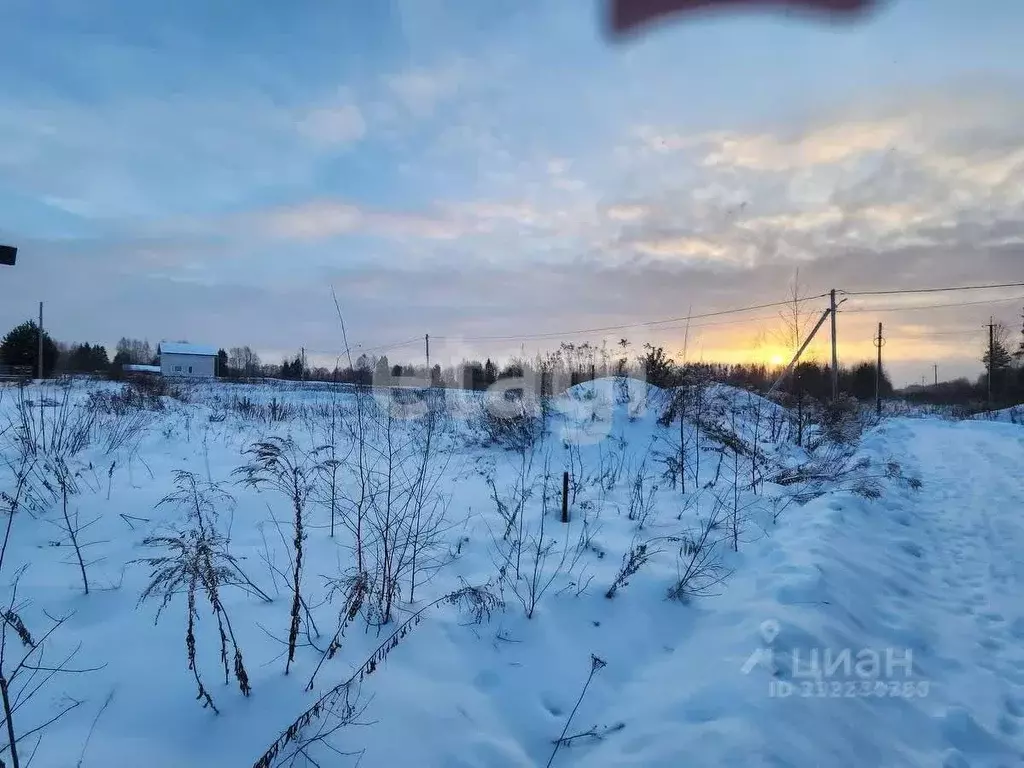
<box><xmin>123</xmin><ymin>364</ymin><xmax>161</xmax><ymax>375</ymax></box>
<box><xmin>159</xmin><ymin>342</ymin><xmax>218</xmax><ymax>378</ymax></box>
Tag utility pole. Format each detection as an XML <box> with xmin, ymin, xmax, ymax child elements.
<box><xmin>301</xmin><ymin>347</ymin><xmax>306</xmax><ymax>381</ymax></box>
<box><xmin>768</xmin><ymin>306</ymin><xmax>832</xmax><ymax>395</ymax></box>
<box><xmin>830</xmin><ymin>289</ymin><xmax>839</xmax><ymax>401</ymax></box>
<box><xmin>933</xmin><ymin>364</ymin><xmax>938</xmax><ymax>387</ymax></box>
<box><xmin>425</xmin><ymin>334</ymin><xmax>430</xmax><ymax>384</ymax></box>
<box><xmin>988</xmin><ymin>318</ymin><xmax>995</xmax><ymax>408</ymax></box>
<box><xmin>874</xmin><ymin>322</ymin><xmax>884</xmax><ymax>416</ymax></box>
<box><xmin>37</xmin><ymin>302</ymin><xmax>44</xmax><ymax>380</ymax></box>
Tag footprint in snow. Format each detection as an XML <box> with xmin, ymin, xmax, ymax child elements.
<box><xmin>941</xmin><ymin>748</ymin><xmax>970</xmax><ymax>768</ymax></box>
<box><xmin>473</xmin><ymin>669</ymin><xmax>500</xmax><ymax>691</ymax></box>
<box><xmin>939</xmin><ymin>706</ymin><xmax>1009</xmax><ymax>754</ymax></box>
<box><xmin>997</xmin><ymin>713</ymin><xmax>1020</xmax><ymax>736</ymax></box>
<box><xmin>1004</xmin><ymin>695</ymin><xmax>1024</xmax><ymax>719</ymax></box>
<box><xmin>1008</xmin><ymin>618</ymin><xmax>1024</xmax><ymax>640</ymax></box>
<box><xmin>979</xmin><ymin>636</ymin><xmax>1004</xmax><ymax>653</ymax></box>
<box><xmin>542</xmin><ymin>697</ymin><xmax>563</xmax><ymax>717</ymax></box>
<box><xmin>898</xmin><ymin>541</ymin><xmax>924</xmax><ymax>559</ymax></box>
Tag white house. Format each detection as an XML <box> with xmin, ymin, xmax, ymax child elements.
<box><xmin>158</xmin><ymin>342</ymin><xmax>218</xmax><ymax>378</ymax></box>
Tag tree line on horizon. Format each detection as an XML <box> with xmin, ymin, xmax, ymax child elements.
<box><xmin>1</xmin><ymin>312</ymin><xmax>1023</xmax><ymax>409</ymax></box>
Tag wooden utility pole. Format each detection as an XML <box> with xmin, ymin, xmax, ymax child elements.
<box><xmin>768</xmin><ymin>306</ymin><xmax>832</xmax><ymax>396</ymax></box>
<box><xmin>933</xmin><ymin>364</ymin><xmax>938</xmax><ymax>387</ymax></box>
<box><xmin>37</xmin><ymin>302</ymin><xmax>43</xmax><ymax>380</ymax></box>
<box><xmin>988</xmin><ymin>318</ymin><xmax>995</xmax><ymax>407</ymax></box>
<box><xmin>425</xmin><ymin>334</ymin><xmax>430</xmax><ymax>383</ymax></box>
<box><xmin>874</xmin><ymin>322</ymin><xmax>884</xmax><ymax>416</ymax></box>
<box><xmin>830</xmin><ymin>289</ymin><xmax>839</xmax><ymax>401</ymax></box>
<box><xmin>301</xmin><ymin>347</ymin><xmax>306</xmax><ymax>381</ymax></box>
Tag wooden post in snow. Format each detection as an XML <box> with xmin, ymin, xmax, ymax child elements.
<box><xmin>561</xmin><ymin>472</ymin><xmax>569</xmax><ymax>523</ymax></box>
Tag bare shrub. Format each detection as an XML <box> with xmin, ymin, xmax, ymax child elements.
<box><xmin>766</xmin><ymin>444</ymin><xmax>922</xmax><ymax>504</ymax></box>
<box><xmin>605</xmin><ymin>539</ymin><xmax>654</xmax><ymax>599</ymax></box>
<box><xmin>667</xmin><ymin>500</ymin><xmax>732</xmax><ymax>602</ymax></box>
<box><xmin>474</xmin><ymin>392</ymin><xmax>545</xmax><ymax>452</ymax></box>
<box><xmin>357</xmin><ymin>392</ymin><xmax>455</xmax><ymax>624</ymax></box>
<box><xmin>626</xmin><ymin>461</ymin><xmax>659</xmax><ymax>529</ymax></box>
<box><xmin>390</xmin><ymin>400</ymin><xmax>454</xmax><ymax>604</ymax></box>
<box><xmin>495</xmin><ymin>462</ymin><xmax>588</xmax><ymax>619</ymax></box>
<box><xmin>126</xmin><ymin>374</ymin><xmax>189</xmax><ymax>403</ymax></box>
<box><xmin>311</xmin><ymin>402</ymin><xmax>350</xmax><ymax>539</ymax></box>
<box><xmin>596</xmin><ymin>435</ymin><xmax>629</xmax><ymax>490</ymax></box>
<box><xmin>485</xmin><ymin>441</ymin><xmax>539</xmax><ymax>542</ymax></box>
<box><xmin>38</xmin><ymin>458</ymin><xmax>97</xmax><ymax>594</ymax></box>
<box><xmin>226</xmin><ymin>395</ymin><xmax>294</xmax><ymax>423</ymax></box>
<box><xmin>12</xmin><ymin>384</ymin><xmax>93</xmax><ymax>460</ymax></box>
<box><xmin>0</xmin><ymin>587</ymin><xmax>91</xmax><ymax>768</ymax></box>
<box><xmin>811</xmin><ymin>394</ymin><xmax>867</xmax><ymax>446</ymax></box>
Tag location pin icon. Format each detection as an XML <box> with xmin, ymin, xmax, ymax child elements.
<box><xmin>760</xmin><ymin>620</ymin><xmax>780</xmax><ymax>645</ymax></box>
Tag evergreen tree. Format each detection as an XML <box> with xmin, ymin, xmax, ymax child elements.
<box><xmin>982</xmin><ymin>326</ymin><xmax>1014</xmax><ymax>373</ymax></box>
<box><xmin>0</xmin><ymin>320</ymin><xmax>58</xmax><ymax>377</ymax></box>
<box><xmin>66</xmin><ymin>342</ymin><xmax>110</xmax><ymax>373</ymax></box>
<box><xmin>641</xmin><ymin>343</ymin><xmax>675</xmax><ymax>388</ymax></box>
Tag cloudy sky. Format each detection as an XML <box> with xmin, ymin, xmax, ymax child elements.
<box><xmin>1</xmin><ymin>0</ymin><xmax>1022</xmax><ymax>385</ymax></box>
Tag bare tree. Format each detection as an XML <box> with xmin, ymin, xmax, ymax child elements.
<box><xmin>774</xmin><ymin>267</ymin><xmax>817</xmax><ymax>359</ymax></box>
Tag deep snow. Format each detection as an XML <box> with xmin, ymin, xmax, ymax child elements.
<box><xmin>0</xmin><ymin>379</ymin><xmax>1021</xmax><ymax>768</ymax></box>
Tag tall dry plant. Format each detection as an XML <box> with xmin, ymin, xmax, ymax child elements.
<box><xmin>252</xmin><ymin>585</ymin><xmax>499</xmax><ymax>768</ymax></box>
<box><xmin>235</xmin><ymin>437</ymin><xmax>329</xmax><ymax>674</ymax></box>
<box><xmin>135</xmin><ymin>472</ymin><xmax>254</xmax><ymax>711</ymax></box>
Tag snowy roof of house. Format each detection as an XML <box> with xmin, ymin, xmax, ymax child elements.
<box><xmin>159</xmin><ymin>342</ymin><xmax>219</xmax><ymax>357</ymax></box>
<box><xmin>123</xmin><ymin>364</ymin><xmax>161</xmax><ymax>373</ymax></box>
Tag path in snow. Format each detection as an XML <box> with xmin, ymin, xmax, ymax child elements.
<box><xmin>575</xmin><ymin>418</ymin><xmax>1024</xmax><ymax>768</ymax></box>
<box><xmin>905</xmin><ymin>420</ymin><xmax>1024</xmax><ymax>764</ymax></box>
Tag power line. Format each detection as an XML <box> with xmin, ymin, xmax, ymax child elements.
<box><xmin>431</xmin><ymin>294</ymin><xmax>830</xmax><ymax>343</ymax></box>
<box><xmin>305</xmin><ymin>336</ymin><xmax>422</xmax><ymax>360</ymax></box>
<box><xmin>319</xmin><ymin>280</ymin><xmax>1021</xmax><ymax>360</ymax></box>
<box><xmin>840</xmin><ymin>281</ymin><xmax>1024</xmax><ymax>297</ymax></box>
<box><xmin>357</xmin><ymin>337</ymin><xmax>422</xmax><ymax>356</ymax></box>
<box><xmin>841</xmin><ymin>294</ymin><xmax>1024</xmax><ymax>314</ymax></box>
<box><xmin>889</xmin><ymin>329</ymin><xmax>986</xmax><ymax>338</ymax></box>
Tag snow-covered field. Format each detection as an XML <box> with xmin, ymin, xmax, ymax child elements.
<box><xmin>0</xmin><ymin>377</ymin><xmax>1022</xmax><ymax>768</ymax></box>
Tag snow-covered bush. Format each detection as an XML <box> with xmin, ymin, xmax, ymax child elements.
<box><xmin>473</xmin><ymin>390</ymin><xmax>545</xmax><ymax>452</ymax></box>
